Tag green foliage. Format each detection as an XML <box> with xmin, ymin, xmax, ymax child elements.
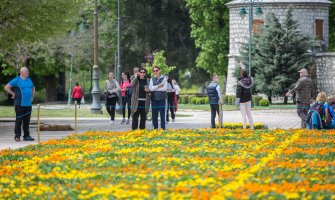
<box><xmin>223</xmin><ymin>95</ymin><xmax>229</xmax><ymax>104</ymax></box>
<box><xmin>181</xmin><ymin>95</ymin><xmax>189</xmax><ymax>104</ymax></box>
<box><xmin>33</xmin><ymin>89</ymin><xmax>46</xmax><ymax>104</ymax></box>
<box><xmin>0</xmin><ymin>0</ymin><xmax>81</xmax><ymax>50</ymax></box>
<box><xmin>228</xmin><ymin>95</ymin><xmax>235</xmax><ymax>105</ymax></box>
<box><xmin>259</xmin><ymin>99</ymin><xmax>270</xmax><ymax>106</ymax></box>
<box><xmin>252</xmin><ymin>96</ymin><xmax>263</xmax><ymax>106</ymax></box>
<box><xmin>238</xmin><ymin>7</ymin><xmax>313</xmax><ymax>98</ymax></box>
<box><xmin>191</xmin><ymin>97</ymin><xmax>197</xmax><ymax>104</ymax></box>
<box><xmin>188</xmin><ymin>95</ymin><xmax>196</xmax><ymax>104</ymax></box>
<box><xmin>204</xmin><ymin>97</ymin><xmax>209</xmax><ymax>104</ymax></box>
<box><xmin>123</xmin><ymin>0</ymin><xmax>197</xmax><ymax>81</ymax></box>
<box><xmin>186</xmin><ymin>0</ymin><xmax>230</xmax><ymax>75</ymax></box>
<box><xmin>145</xmin><ymin>50</ymin><xmax>176</xmax><ymax>76</ymax></box>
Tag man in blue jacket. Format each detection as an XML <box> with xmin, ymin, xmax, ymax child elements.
<box><xmin>207</xmin><ymin>75</ymin><xmax>223</xmax><ymax>128</ymax></box>
<box><xmin>4</xmin><ymin>67</ymin><xmax>35</xmax><ymax>142</ymax></box>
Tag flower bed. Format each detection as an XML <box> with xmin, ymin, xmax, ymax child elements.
<box><xmin>220</xmin><ymin>122</ymin><xmax>265</xmax><ymax>129</ymax></box>
<box><xmin>0</xmin><ymin>129</ymin><xmax>334</xmax><ymax>199</ymax></box>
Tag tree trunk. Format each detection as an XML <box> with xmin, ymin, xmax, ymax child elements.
<box><xmin>57</xmin><ymin>72</ymin><xmax>66</xmax><ymax>101</ymax></box>
<box><xmin>268</xmin><ymin>96</ymin><xmax>272</xmax><ymax>104</ymax></box>
<box><xmin>44</xmin><ymin>75</ymin><xmax>58</xmax><ymax>102</ymax></box>
<box><xmin>283</xmin><ymin>95</ymin><xmax>288</xmax><ymax>105</ymax></box>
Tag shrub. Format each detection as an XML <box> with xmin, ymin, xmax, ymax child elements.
<box><xmin>259</xmin><ymin>99</ymin><xmax>270</xmax><ymax>106</ymax></box>
<box><xmin>223</xmin><ymin>95</ymin><xmax>229</xmax><ymax>104</ymax></box>
<box><xmin>252</xmin><ymin>96</ymin><xmax>263</xmax><ymax>106</ymax></box>
<box><xmin>191</xmin><ymin>97</ymin><xmax>197</xmax><ymax>104</ymax></box>
<box><xmin>195</xmin><ymin>98</ymin><xmax>202</xmax><ymax>105</ymax></box>
<box><xmin>33</xmin><ymin>89</ymin><xmax>46</xmax><ymax>104</ymax></box>
<box><xmin>200</xmin><ymin>97</ymin><xmax>206</xmax><ymax>104</ymax></box>
<box><xmin>204</xmin><ymin>97</ymin><xmax>209</xmax><ymax>104</ymax></box>
<box><xmin>181</xmin><ymin>95</ymin><xmax>189</xmax><ymax>104</ymax></box>
<box><xmin>188</xmin><ymin>95</ymin><xmax>195</xmax><ymax>104</ymax></box>
<box><xmin>228</xmin><ymin>95</ymin><xmax>236</xmax><ymax>105</ymax></box>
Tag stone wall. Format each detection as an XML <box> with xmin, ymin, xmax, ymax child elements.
<box><xmin>315</xmin><ymin>53</ymin><xmax>335</xmax><ymax>95</ymax></box>
<box><xmin>225</xmin><ymin>0</ymin><xmax>332</xmax><ymax>95</ymax></box>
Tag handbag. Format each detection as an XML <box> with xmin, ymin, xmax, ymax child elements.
<box><xmin>103</xmin><ymin>91</ymin><xmax>116</xmax><ymax>99</ymax></box>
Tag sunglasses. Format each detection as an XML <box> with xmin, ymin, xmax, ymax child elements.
<box><xmin>153</xmin><ymin>70</ymin><xmax>159</xmax><ymax>72</ymax></box>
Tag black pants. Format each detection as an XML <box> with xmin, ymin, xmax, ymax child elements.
<box><xmin>15</xmin><ymin>105</ymin><xmax>32</xmax><ymax>137</ymax></box>
<box><xmin>210</xmin><ymin>104</ymin><xmax>220</xmax><ymax>128</ymax></box>
<box><xmin>73</xmin><ymin>97</ymin><xmax>82</xmax><ymax>106</ymax></box>
<box><xmin>166</xmin><ymin>93</ymin><xmax>175</xmax><ymax>121</ymax></box>
<box><xmin>122</xmin><ymin>96</ymin><xmax>131</xmax><ymax>119</ymax></box>
<box><xmin>132</xmin><ymin>101</ymin><xmax>146</xmax><ymax>130</ymax></box>
<box><xmin>106</xmin><ymin>97</ymin><xmax>117</xmax><ymax>120</ymax></box>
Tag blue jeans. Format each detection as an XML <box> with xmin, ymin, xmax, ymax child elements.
<box><xmin>152</xmin><ymin>100</ymin><xmax>166</xmax><ymax>130</ymax></box>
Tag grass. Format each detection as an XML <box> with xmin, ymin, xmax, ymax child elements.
<box><xmin>0</xmin><ymin>103</ymin><xmax>297</xmax><ymax>118</ymax></box>
<box><xmin>0</xmin><ymin>106</ymin><xmax>191</xmax><ymax>118</ymax></box>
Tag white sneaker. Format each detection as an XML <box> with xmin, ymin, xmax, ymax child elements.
<box><xmin>121</xmin><ymin>119</ymin><xmax>126</xmax><ymax>124</ymax></box>
<box><xmin>172</xmin><ymin>119</ymin><xmax>175</xmax><ymax>122</ymax></box>
<box><xmin>126</xmin><ymin>119</ymin><xmax>130</xmax><ymax>124</ymax></box>
<box><xmin>110</xmin><ymin>120</ymin><xmax>114</xmax><ymax>125</ymax></box>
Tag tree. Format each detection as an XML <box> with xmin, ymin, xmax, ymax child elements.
<box><xmin>185</xmin><ymin>0</ymin><xmax>230</xmax><ymax>75</ymax></box>
<box><xmin>0</xmin><ymin>0</ymin><xmax>80</xmax><ymax>50</ymax></box>
<box><xmin>122</xmin><ymin>0</ymin><xmax>197</xmax><ymax>83</ymax></box>
<box><xmin>144</xmin><ymin>50</ymin><xmax>175</xmax><ymax>76</ymax></box>
<box><xmin>238</xmin><ymin>7</ymin><xmax>313</xmax><ymax>102</ymax></box>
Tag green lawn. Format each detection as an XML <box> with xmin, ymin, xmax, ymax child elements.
<box><xmin>0</xmin><ymin>106</ymin><xmax>191</xmax><ymax>118</ymax></box>
<box><xmin>0</xmin><ymin>103</ymin><xmax>295</xmax><ymax>118</ymax></box>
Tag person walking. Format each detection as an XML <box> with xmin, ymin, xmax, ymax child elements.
<box><xmin>206</xmin><ymin>74</ymin><xmax>223</xmax><ymax>128</ymax></box>
<box><xmin>120</xmin><ymin>72</ymin><xmax>131</xmax><ymax>124</ymax></box>
<box><xmin>149</xmin><ymin>66</ymin><xmax>167</xmax><ymax>130</ymax></box>
<box><xmin>105</xmin><ymin>72</ymin><xmax>121</xmax><ymax>125</ymax></box>
<box><xmin>235</xmin><ymin>68</ymin><xmax>254</xmax><ymax>129</ymax></box>
<box><xmin>130</xmin><ymin>68</ymin><xmax>150</xmax><ymax>130</ymax></box>
<box><xmin>72</xmin><ymin>82</ymin><xmax>84</xmax><ymax>108</ymax></box>
<box><xmin>166</xmin><ymin>77</ymin><xmax>176</xmax><ymax>123</ymax></box>
<box><xmin>4</xmin><ymin>67</ymin><xmax>35</xmax><ymax>142</ymax></box>
<box><xmin>286</xmin><ymin>68</ymin><xmax>314</xmax><ymax>128</ymax></box>
<box><xmin>172</xmin><ymin>79</ymin><xmax>180</xmax><ymax>102</ymax></box>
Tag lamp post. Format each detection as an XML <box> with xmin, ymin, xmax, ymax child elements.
<box><xmin>67</xmin><ymin>53</ymin><xmax>73</xmax><ymax>106</ymax></box>
<box><xmin>90</xmin><ymin>0</ymin><xmax>102</xmax><ymax>114</ymax></box>
<box><xmin>239</xmin><ymin>0</ymin><xmax>263</xmax><ymax>76</ymax></box>
<box><xmin>117</xmin><ymin>0</ymin><xmax>122</xmax><ymax>83</ymax></box>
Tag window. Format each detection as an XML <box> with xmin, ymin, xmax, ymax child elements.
<box><xmin>315</xmin><ymin>19</ymin><xmax>323</xmax><ymax>40</ymax></box>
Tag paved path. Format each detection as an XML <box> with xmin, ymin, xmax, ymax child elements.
<box><xmin>0</xmin><ymin>108</ymin><xmax>300</xmax><ymax>151</ymax></box>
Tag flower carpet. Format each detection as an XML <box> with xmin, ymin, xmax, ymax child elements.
<box><xmin>0</xmin><ymin>128</ymin><xmax>334</xmax><ymax>199</ymax></box>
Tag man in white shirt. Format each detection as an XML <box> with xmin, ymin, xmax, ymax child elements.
<box><xmin>149</xmin><ymin>66</ymin><xmax>168</xmax><ymax>130</ymax></box>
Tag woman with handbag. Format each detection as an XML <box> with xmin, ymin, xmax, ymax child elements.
<box><xmin>105</xmin><ymin>72</ymin><xmax>120</xmax><ymax>125</ymax></box>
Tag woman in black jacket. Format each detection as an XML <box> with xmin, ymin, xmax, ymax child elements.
<box><xmin>236</xmin><ymin>68</ymin><xmax>254</xmax><ymax>129</ymax></box>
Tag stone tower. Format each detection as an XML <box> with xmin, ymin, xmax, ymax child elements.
<box><xmin>225</xmin><ymin>0</ymin><xmax>333</xmax><ymax>95</ymax></box>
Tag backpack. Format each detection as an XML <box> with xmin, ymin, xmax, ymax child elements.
<box><xmin>306</xmin><ymin>102</ymin><xmax>325</xmax><ymax>129</ymax></box>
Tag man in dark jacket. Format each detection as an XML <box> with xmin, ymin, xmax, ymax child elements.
<box><xmin>286</xmin><ymin>68</ymin><xmax>314</xmax><ymax>128</ymax></box>
<box><xmin>207</xmin><ymin>75</ymin><xmax>223</xmax><ymax>128</ymax></box>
